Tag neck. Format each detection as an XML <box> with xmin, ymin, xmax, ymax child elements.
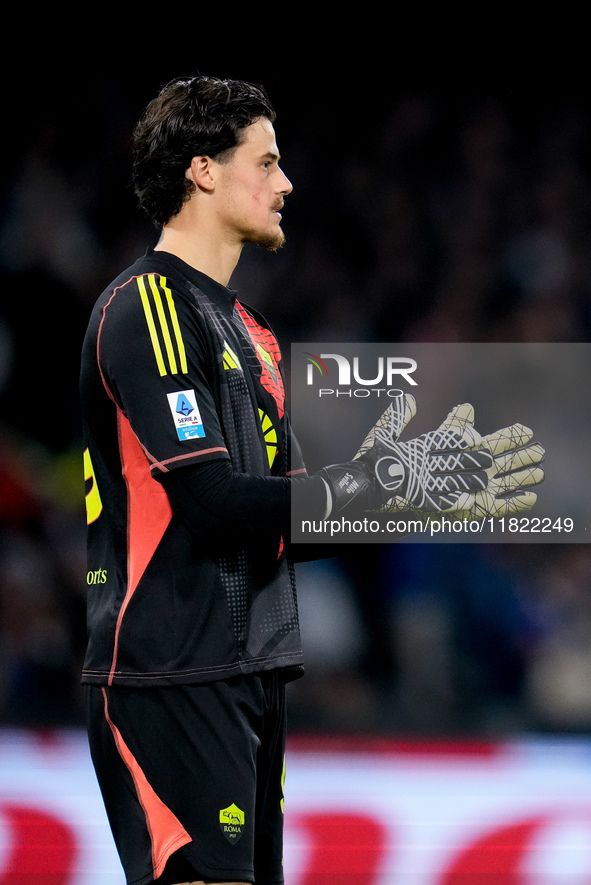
<box><xmin>154</xmin><ymin>221</ymin><xmax>242</xmax><ymax>288</ymax></box>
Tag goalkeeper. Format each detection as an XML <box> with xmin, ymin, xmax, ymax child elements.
<box><xmin>81</xmin><ymin>72</ymin><xmax>545</xmax><ymax>885</ymax></box>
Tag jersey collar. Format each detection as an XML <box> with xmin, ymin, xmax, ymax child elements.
<box><xmin>145</xmin><ymin>248</ymin><xmax>238</xmax><ymax>317</ymax></box>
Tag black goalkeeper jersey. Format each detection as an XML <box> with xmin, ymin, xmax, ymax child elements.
<box><xmin>80</xmin><ymin>248</ymin><xmax>305</xmax><ymax>686</ymax></box>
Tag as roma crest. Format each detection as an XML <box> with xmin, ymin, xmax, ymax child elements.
<box><xmin>219</xmin><ymin>803</ymin><xmax>245</xmax><ymax>844</ymax></box>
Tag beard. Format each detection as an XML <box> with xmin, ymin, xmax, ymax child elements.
<box><xmin>245</xmin><ymin>225</ymin><xmax>286</xmax><ymax>253</ymax></box>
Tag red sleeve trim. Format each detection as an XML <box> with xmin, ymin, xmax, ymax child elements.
<box><xmin>147</xmin><ymin>447</ymin><xmax>230</xmax><ymax>474</ymax></box>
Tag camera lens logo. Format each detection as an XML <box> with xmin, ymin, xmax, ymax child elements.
<box><xmin>304</xmin><ymin>353</ymin><xmax>329</xmax><ymax>379</ymax></box>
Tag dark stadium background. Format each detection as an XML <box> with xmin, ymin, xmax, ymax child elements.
<box><xmin>3</xmin><ymin>31</ymin><xmax>591</xmax><ymax>883</ymax></box>
<box><xmin>2</xmin><ymin>38</ymin><xmax>591</xmax><ymax>740</ymax></box>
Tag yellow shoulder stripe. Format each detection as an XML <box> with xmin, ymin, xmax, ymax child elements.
<box><xmin>137</xmin><ymin>274</ymin><xmax>188</xmax><ymax>376</ymax></box>
<box><xmin>161</xmin><ymin>276</ymin><xmax>188</xmax><ymax>373</ymax></box>
<box><xmin>223</xmin><ymin>342</ymin><xmax>242</xmax><ymax>370</ymax></box>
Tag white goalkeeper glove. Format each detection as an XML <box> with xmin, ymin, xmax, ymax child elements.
<box><xmin>318</xmin><ymin>395</ymin><xmax>494</xmax><ymax>516</ymax></box>
<box><xmin>437</xmin><ymin>419</ymin><xmax>545</xmax><ymax>521</ymax></box>
<box><xmin>368</xmin><ymin>401</ymin><xmax>545</xmax><ymax>520</ymax></box>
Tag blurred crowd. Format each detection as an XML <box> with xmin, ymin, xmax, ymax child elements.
<box><xmin>1</xmin><ymin>71</ymin><xmax>591</xmax><ymax>736</ymax></box>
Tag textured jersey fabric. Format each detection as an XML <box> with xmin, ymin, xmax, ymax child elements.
<box><xmin>80</xmin><ymin>248</ymin><xmax>305</xmax><ymax>686</ymax></box>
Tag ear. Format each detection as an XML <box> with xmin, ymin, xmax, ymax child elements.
<box><xmin>185</xmin><ymin>156</ymin><xmax>216</xmax><ymax>192</ymax></box>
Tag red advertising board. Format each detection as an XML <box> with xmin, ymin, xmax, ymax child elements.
<box><xmin>2</xmin><ymin>730</ymin><xmax>591</xmax><ymax>882</ymax></box>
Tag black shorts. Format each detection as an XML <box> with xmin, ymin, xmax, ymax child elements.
<box><xmin>85</xmin><ymin>671</ymin><xmax>287</xmax><ymax>885</ymax></box>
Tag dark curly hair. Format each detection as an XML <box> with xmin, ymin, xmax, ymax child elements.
<box><xmin>132</xmin><ymin>76</ymin><xmax>276</xmax><ymax>228</ymax></box>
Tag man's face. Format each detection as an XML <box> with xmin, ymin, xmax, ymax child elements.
<box><xmin>214</xmin><ymin>117</ymin><xmax>293</xmax><ymax>251</ymax></box>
